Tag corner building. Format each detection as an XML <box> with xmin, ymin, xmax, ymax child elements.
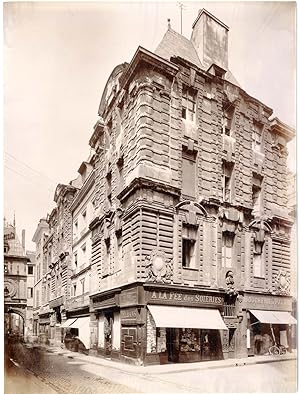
<box><xmin>88</xmin><ymin>9</ymin><xmax>295</xmax><ymax>365</ymax></box>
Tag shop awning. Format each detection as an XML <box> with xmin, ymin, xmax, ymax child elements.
<box><xmin>69</xmin><ymin>317</ymin><xmax>90</xmax><ymax>349</ymax></box>
<box><xmin>148</xmin><ymin>305</ymin><xmax>228</xmax><ymax>330</ymax></box>
<box><xmin>61</xmin><ymin>318</ymin><xmax>77</xmax><ymax>328</ymax></box>
<box><xmin>250</xmin><ymin>310</ymin><xmax>297</xmax><ymax>325</ymax></box>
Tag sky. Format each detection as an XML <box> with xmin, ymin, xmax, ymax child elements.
<box><xmin>3</xmin><ymin>1</ymin><xmax>296</xmax><ymax>250</ymax></box>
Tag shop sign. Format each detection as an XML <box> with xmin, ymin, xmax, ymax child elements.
<box><xmin>242</xmin><ymin>294</ymin><xmax>292</xmax><ymax>311</ymax></box>
<box><xmin>120</xmin><ymin>307</ymin><xmax>144</xmax><ymax>323</ymax></box>
<box><xmin>147</xmin><ymin>289</ymin><xmax>223</xmax><ymax>307</ymax></box>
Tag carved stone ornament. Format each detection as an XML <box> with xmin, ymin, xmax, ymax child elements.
<box><xmin>225</xmin><ymin>270</ymin><xmax>239</xmax><ymax>297</ymax></box>
<box><xmin>275</xmin><ymin>270</ymin><xmax>290</xmax><ymax>295</ymax></box>
<box><xmin>145</xmin><ymin>250</ymin><xmax>172</xmax><ymax>283</ymax></box>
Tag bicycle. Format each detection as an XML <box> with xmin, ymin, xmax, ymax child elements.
<box><xmin>268</xmin><ymin>324</ymin><xmax>287</xmax><ymax>356</ymax></box>
<box><xmin>268</xmin><ymin>344</ymin><xmax>287</xmax><ymax>356</ymax></box>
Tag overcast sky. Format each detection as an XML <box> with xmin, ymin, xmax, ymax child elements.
<box><xmin>3</xmin><ymin>1</ymin><xmax>296</xmax><ymax>250</ymax></box>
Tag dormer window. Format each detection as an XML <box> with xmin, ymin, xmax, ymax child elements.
<box><xmin>182</xmin><ymin>87</ymin><xmax>196</xmax><ymax>122</ymax></box>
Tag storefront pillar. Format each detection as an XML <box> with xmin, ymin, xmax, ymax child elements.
<box><xmin>235</xmin><ymin>310</ymin><xmax>248</xmax><ymax>358</ymax></box>
<box><xmin>89</xmin><ymin>312</ymin><xmax>98</xmax><ymax>356</ymax></box>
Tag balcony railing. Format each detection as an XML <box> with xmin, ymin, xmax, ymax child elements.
<box><xmin>224</xmin><ymin>304</ymin><xmax>236</xmax><ymax>317</ymax></box>
<box><xmin>65</xmin><ymin>292</ymin><xmax>90</xmax><ymax>311</ymax></box>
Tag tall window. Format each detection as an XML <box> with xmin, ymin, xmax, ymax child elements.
<box><xmin>81</xmin><ymin>244</ymin><xmax>86</xmax><ymax>260</ymax></box>
<box><xmin>252</xmin><ymin>122</ymin><xmax>263</xmax><ymax>153</ymax></box>
<box><xmin>28</xmin><ymin>266</ymin><xmax>33</xmax><ymax>275</ymax></box>
<box><xmin>252</xmin><ymin>173</ymin><xmax>263</xmax><ymax>215</ymax></box>
<box><xmin>117</xmin><ymin>157</ymin><xmax>124</xmax><ymax>192</ymax></box>
<box><xmin>82</xmin><ymin>210</ymin><xmax>87</xmax><ymax>228</ymax></box>
<box><xmin>74</xmin><ymin>252</ymin><xmax>78</xmax><ymax>267</ymax></box>
<box><xmin>222</xmin><ymin>103</ymin><xmax>235</xmax><ymax>136</ymax></box>
<box><xmin>73</xmin><ymin>283</ymin><xmax>77</xmax><ymax>297</ymax></box>
<box><xmin>222</xmin><ymin>162</ymin><xmax>234</xmax><ymax>202</ymax></box>
<box><xmin>253</xmin><ymin>240</ymin><xmax>264</xmax><ymax>278</ymax></box>
<box><xmin>182</xmin><ymin>225</ymin><xmax>197</xmax><ymax>268</ymax></box>
<box><xmin>182</xmin><ymin>239</ymin><xmax>196</xmax><ymax>268</ymax></box>
<box><xmin>106</xmin><ymin>171</ymin><xmax>112</xmax><ymax>206</ymax></box>
<box><xmin>27</xmin><ymin>287</ymin><xmax>33</xmax><ymax>298</ymax></box>
<box><xmin>74</xmin><ymin>220</ymin><xmax>78</xmax><ymax>237</ymax></box>
<box><xmin>81</xmin><ymin>278</ymin><xmax>85</xmax><ymax>294</ymax></box>
<box><xmin>182</xmin><ymin>150</ymin><xmax>197</xmax><ymax>197</ymax></box>
<box><xmin>116</xmin><ymin>233</ymin><xmax>123</xmax><ymax>270</ymax></box>
<box><xmin>222</xmin><ymin>232</ymin><xmax>234</xmax><ymax>268</ymax></box>
<box><xmin>182</xmin><ymin>86</ymin><xmax>196</xmax><ymax>121</ymax></box>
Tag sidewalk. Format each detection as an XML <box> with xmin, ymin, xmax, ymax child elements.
<box><xmin>26</xmin><ymin>342</ymin><xmax>297</xmax><ymax>375</ymax></box>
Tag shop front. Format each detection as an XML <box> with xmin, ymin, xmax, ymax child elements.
<box><xmin>62</xmin><ymin>315</ymin><xmax>90</xmax><ymax>353</ymax></box>
<box><xmin>144</xmin><ymin>286</ymin><xmax>227</xmax><ymax>365</ymax></box>
<box><xmin>90</xmin><ymin>289</ymin><xmax>122</xmax><ymax>361</ymax></box>
<box><xmin>240</xmin><ymin>293</ymin><xmax>297</xmax><ymax>356</ymax></box>
<box><xmin>90</xmin><ymin>284</ymin><xmax>229</xmax><ymax>365</ymax></box>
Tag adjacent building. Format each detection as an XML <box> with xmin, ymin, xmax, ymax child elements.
<box><xmin>4</xmin><ymin>220</ymin><xmax>31</xmax><ymax>339</ymax></box>
<box><xmin>31</xmin><ymin>8</ymin><xmax>296</xmax><ymax>365</ymax></box>
<box><xmin>63</xmin><ymin>155</ymin><xmax>96</xmax><ymax>350</ymax></box>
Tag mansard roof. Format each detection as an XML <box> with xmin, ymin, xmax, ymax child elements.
<box><xmin>155</xmin><ymin>28</ymin><xmax>203</xmax><ymax>69</ymax></box>
<box><xmin>155</xmin><ymin>27</ymin><xmax>240</xmax><ymax>87</ymax></box>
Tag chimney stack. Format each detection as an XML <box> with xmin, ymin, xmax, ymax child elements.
<box><xmin>191</xmin><ymin>8</ymin><xmax>229</xmax><ymax>70</ymax></box>
<box><xmin>22</xmin><ymin>229</ymin><xmax>26</xmax><ymax>250</ymax></box>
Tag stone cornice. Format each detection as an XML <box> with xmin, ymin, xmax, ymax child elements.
<box><xmin>119</xmin><ymin>46</ymin><xmax>179</xmax><ymax>91</ymax></box>
<box><xmin>70</xmin><ymin>171</ymin><xmax>95</xmax><ymax>213</ymax></box>
<box><xmin>117</xmin><ymin>177</ymin><xmax>181</xmax><ymax>203</ymax></box>
<box><xmin>270</xmin><ymin>117</ymin><xmax>295</xmax><ymax>142</ymax></box>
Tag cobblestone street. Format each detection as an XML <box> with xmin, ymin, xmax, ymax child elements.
<box><xmin>5</xmin><ymin>342</ymin><xmax>136</xmax><ymax>394</ymax></box>
<box><xmin>5</xmin><ymin>341</ymin><xmax>297</xmax><ymax>393</ymax></box>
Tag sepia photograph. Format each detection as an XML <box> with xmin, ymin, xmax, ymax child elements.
<box><xmin>3</xmin><ymin>1</ymin><xmax>296</xmax><ymax>393</ymax></box>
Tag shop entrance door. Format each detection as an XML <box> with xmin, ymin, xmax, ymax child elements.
<box><xmin>166</xmin><ymin>328</ymin><xmax>179</xmax><ymax>363</ymax></box>
<box><xmin>104</xmin><ymin>312</ymin><xmax>113</xmax><ymax>356</ymax></box>
<box><xmin>228</xmin><ymin>328</ymin><xmax>236</xmax><ymax>358</ymax></box>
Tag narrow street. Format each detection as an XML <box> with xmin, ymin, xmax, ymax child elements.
<box><xmin>5</xmin><ymin>341</ymin><xmax>135</xmax><ymax>394</ymax></box>
<box><xmin>5</xmin><ymin>341</ymin><xmax>297</xmax><ymax>393</ymax></box>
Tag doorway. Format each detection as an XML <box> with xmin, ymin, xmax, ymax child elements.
<box><xmin>166</xmin><ymin>328</ymin><xmax>179</xmax><ymax>362</ymax></box>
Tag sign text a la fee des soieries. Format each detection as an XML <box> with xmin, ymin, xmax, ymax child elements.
<box><xmin>147</xmin><ymin>289</ymin><xmax>223</xmax><ymax>307</ymax></box>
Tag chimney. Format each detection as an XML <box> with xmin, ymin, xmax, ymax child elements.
<box><xmin>191</xmin><ymin>9</ymin><xmax>229</xmax><ymax>71</ymax></box>
<box><xmin>22</xmin><ymin>229</ymin><xmax>26</xmax><ymax>250</ymax></box>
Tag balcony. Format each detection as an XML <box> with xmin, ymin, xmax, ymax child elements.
<box><xmin>224</xmin><ymin>304</ymin><xmax>236</xmax><ymax>317</ymax></box>
<box><xmin>71</xmin><ymin>261</ymin><xmax>91</xmax><ymax>278</ymax></box>
<box><xmin>39</xmin><ymin>304</ymin><xmax>50</xmax><ymax>316</ymax></box>
<box><xmin>65</xmin><ymin>292</ymin><xmax>90</xmax><ymax>311</ymax></box>
<box><xmin>49</xmin><ymin>295</ymin><xmax>65</xmax><ymax>309</ymax></box>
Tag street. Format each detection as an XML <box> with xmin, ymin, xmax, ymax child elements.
<box><xmin>5</xmin><ymin>341</ymin><xmax>297</xmax><ymax>393</ymax></box>
<box><xmin>5</xmin><ymin>341</ymin><xmax>136</xmax><ymax>394</ymax></box>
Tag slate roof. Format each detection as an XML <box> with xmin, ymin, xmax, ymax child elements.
<box><xmin>155</xmin><ymin>28</ymin><xmax>240</xmax><ymax>88</ymax></box>
<box><xmin>155</xmin><ymin>28</ymin><xmax>203</xmax><ymax>69</ymax></box>
<box><xmin>4</xmin><ymin>224</ymin><xmax>26</xmax><ymax>257</ymax></box>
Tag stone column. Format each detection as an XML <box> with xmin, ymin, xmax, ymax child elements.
<box><xmin>89</xmin><ymin>312</ymin><xmax>98</xmax><ymax>356</ymax></box>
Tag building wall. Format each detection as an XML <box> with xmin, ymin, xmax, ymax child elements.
<box><xmin>89</xmin><ymin>58</ymin><xmax>292</xmax><ymax>298</ymax></box>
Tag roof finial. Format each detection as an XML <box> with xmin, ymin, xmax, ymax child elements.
<box><xmin>167</xmin><ymin>18</ymin><xmax>171</xmax><ymax>30</ymax></box>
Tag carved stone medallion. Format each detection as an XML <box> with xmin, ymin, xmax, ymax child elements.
<box><xmin>275</xmin><ymin>270</ymin><xmax>290</xmax><ymax>295</ymax></box>
<box><xmin>145</xmin><ymin>249</ymin><xmax>172</xmax><ymax>283</ymax></box>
